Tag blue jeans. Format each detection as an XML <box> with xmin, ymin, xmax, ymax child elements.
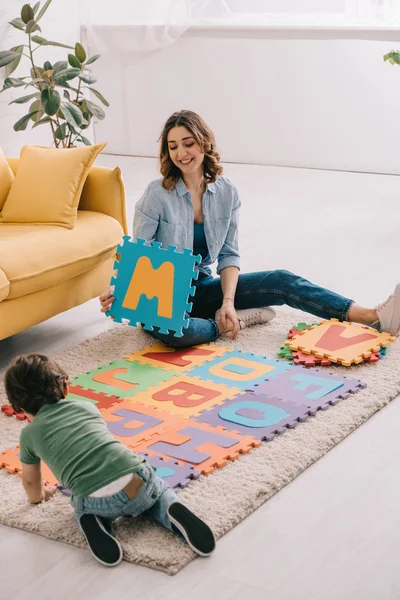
<box><xmin>71</xmin><ymin>463</ymin><xmax>178</xmax><ymax>532</ymax></box>
<box><xmin>150</xmin><ymin>269</ymin><xmax>354</xmax><ymax>348</ymax></box>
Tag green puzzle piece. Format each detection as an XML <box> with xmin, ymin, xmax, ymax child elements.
<box><xmin>71</xmin><ymin>358</ymin><xmax>172</xmax><ymax>399</ymax></box>
<box><xmin>277</xmin><ymin>323</ymin><xmax>316</xmax><ymax>360</ymax></box>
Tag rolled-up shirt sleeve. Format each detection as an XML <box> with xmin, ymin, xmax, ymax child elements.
<box><xmin>217</xmin><ymin>188</ymin><xmax>241</xmax><ymax>274</ymax></box>
<box><xmin>132</xmin><ymin>184</ymin><xmax>160</xmax><ymax>242</ymax></box>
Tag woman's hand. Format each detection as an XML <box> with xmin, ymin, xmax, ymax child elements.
<box><xmin>99</xmin><ymin>289</ymin><xmax>115</xmax><ymax>313</ymax></box>
<box><xmin>217</xmin><ymin>298</ymin><xmax>240</xmax><ymax>340</ymax></box>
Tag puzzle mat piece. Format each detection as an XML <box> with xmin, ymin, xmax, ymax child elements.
<box><xmin>1</xmin><ymin>404</ymin><xmax>27</xmax><ymax>420</ymax></box>
<box><xmin>124</xmin><ymin>343</ymin><xmax>233</xmax><ymax>372</ymax></box>
<box><xmin>194</xmin><ymin>392</ymin><xmax>310</xmax><ymax>441</ymax></box>
<box><xmin>99</xmin><ymin>401</ymin><xmax>185</xmax><ymax>446</ymax></box>
<box><xmin>291</xmin><ymin>349</ymin><xmax>332</xmax><ymax>367</ymax></box>
<box><xmin>277</xmin><ymin>323</ymin><xmax>315</xmax><ymax>361</ymax></box>
<box><xmin>189</xmin><ymin>350</ymin><xmax>292</xmax><ymax>390</ymax></box>
<box><xmin>68</xmin><ymin>385</ymin><xmax>123</xmax><ymax>410</ymax></box>
<box><xmin>106</xmin><ymin>236</ymin><xmax>201</xmax><ymax>337</ymax></box>
<box><xmin>138</xmin><ymin>452</ymin><xmax>201</xmax><ymax>488</ymax></box>
<box><xmin>71</xmin><ymin>358</ymin><xmax>172</xmax><ymax>399</ymax></box>
<box><xmin>288</xmin><ymin>323</ymin><xmax>315</xmax><ymax>338</ymax></box>
<box><xmin>132</xmin><ymin>374</ymin><xmax>243</xmax><ymax>418</ymax></box>
<box><xmin>0</xmin><ymin>447</ymin><xmax>58</xmax><ymax>486</ymax></box>
<box><xmin>132</xmin><ymin>422</ymin><xmax>261</xmax><ymax>475</ymax></box>
<box><xmin>285</xmin><ymin>319</ymin><xmax>396</xmax><ymax>366</ymax></box>
<box><xmin>277</xmin><ymin>345</ymin><xmax>293</xmax><ymax>360</ymax></box>
<box><xmin>251</xmin><ymin>366</ymin><xmax>366</xmax><ymax>412</ymax></box>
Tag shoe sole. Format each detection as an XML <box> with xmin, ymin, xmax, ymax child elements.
<box><xmin>167</xmin><ymin>503</ymin><xmax>216</xmax><ymax>557</ymax></box>
<box><xmin>79</xmin><ymin>514</ymin><xmax>122</xmax><ymax>567</ymax></box>
<box><xmin>388</xmin><ymin>283</ymin><xmax>400</xmax><ymax>336</ymax></box>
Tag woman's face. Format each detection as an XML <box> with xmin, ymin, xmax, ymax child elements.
<box><xmin>167</xmin><ymin>126</ymin><xmax>204</xmax><ymax>176</ymax></box>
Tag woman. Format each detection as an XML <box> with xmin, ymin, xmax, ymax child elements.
<box><xmin>100</xmin><ymin>110</ymin><xmax>400</xmax><ymax>347</ymax></box>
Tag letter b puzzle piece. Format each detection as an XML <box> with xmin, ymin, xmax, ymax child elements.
<box><xmin>133</xmin><ymin>374</ymin><xmax>242</xmax><ymax>417</ymax></box>
<box><xmin>132</xmin><ymin>422</ymin><xmax>261</xmax><ymax>475</ymax></box>
<box><xmin>194</xmin><ymin>392</ymin><xmax>309</xmax><ymax>441</ymax></box>
<box><xmin>188</xmin><ymin>350</ymin><xmax>291</xmax><ymax>390</ymax></box>
<box><xmin>106</xmin><ymin>236</ymin><xmax>201</xmax><ymax>337</ymax></box>
<box><xmin>251</xmin><ymin>365</ymin><xmax>367</xmax><ymax>411</ymax></box>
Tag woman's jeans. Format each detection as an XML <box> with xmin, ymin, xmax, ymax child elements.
<box><xmin>71</xmin><ymin>462</ymin><xmax>178</xmax><ymax>531</ymax></box>
<box><xmin>150</xmin><ymin>269</ymin><xmax>353</xmax><ymax>348</ymax></box>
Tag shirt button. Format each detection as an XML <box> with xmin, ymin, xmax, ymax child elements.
<box><xmin>151</xmin><ymin>491</ymin><xmax>158</xmax><ymax>499</ymax></box>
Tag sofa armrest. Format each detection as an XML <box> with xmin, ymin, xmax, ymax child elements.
<box><xmin>79</xmin><ymin>166</ymin><xmax>128</xmax><ymax>234</ymax></box>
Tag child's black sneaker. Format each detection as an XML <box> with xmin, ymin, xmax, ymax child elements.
<box><xmin>167</xmin><ymin>502</ymin><xmax>216</xmax><ymax>556</ymax></box>
<box><xmin>79</xmin><ymin>514</ymin><xmax>122</xmax><ymax>567</ymax></box>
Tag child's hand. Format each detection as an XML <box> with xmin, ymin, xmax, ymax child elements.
<box><xmin>99</xmin><ymin>289</ymin><xmax>115</xmax><ymax>313</ymax></box>
<box><xmin>43</xmin><ymin>485</ymin><xmax>57</xmax><ymax>501</ymax></box>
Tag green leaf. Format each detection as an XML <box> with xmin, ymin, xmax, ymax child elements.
<box><xmin>10</xmin><ymin>92</ymin><xmax>40</xmax><ymax>104</ymax></box>
<box><xmin>55</xmin><ymin>122</ymin><xmax>67</xmax><ymax>140</ymax></box>
<box><xmin>5</xmin><ymin>46</ymin><xmax>24</xmax><ymax>77</ymax></box>
<box><xmin>25</xmin><ymin>19</ymin><xmax>41</xmax><ymax>33</ymax></box>
<box><xmin>53</xmin><ymin>67</ymin><xmax>80</xmax><ymax>84</ymax></box>
<box><xmin>31</xmin><ymin>36</ymin><xmax>73</xmax><ymax>49</ymax></box>
<box><xmin>85</xmin><ymin>54</ymin><xmax>100</xmax><ymax>66</ymax></box>
<box><xmin>79</xmin><ymin>73</ymin><xmax>97</xmax><ymax>85</ymax></box>
<box><xmin>3</xmin><ymin>77</ymin><xmax>26</xmax><ymax>89</ymax></box>
<box><xmin>36</xmin><ymin>0</ymin><xmax>52</xmax><ymax>22</ymax></box>
<box><xmin>68</xmin><ymin>54</ymin><xmax>81</xmax><ymax>69</ymax></box>
<box><xmin>29</xmin><ymin>99</ymin><xmax>44</xmax><ymax>122</ymax></box>
<box><xmin>78</xmin><ymin>135</ymin><xmax>92</xmax><ymax>146</ymax></box>
<box><xmin>63</xmin><ymin>90</ymin><xmax>71</xmax><ymax>100</ymax></box>
<box><xmin>383</xmin><ymin>51</ymin><xmax>400</xmax><ymax>65</ymax></box>
<box><xmin>32</xmin><ymin>115</ymin><xmax>55</xmax><ymax>128</ymax></box>
<box><xmin>21</xmin><ymin>4</ymin><xmax>35</xmax><ymax>24</ymax></box>
<box><xmin>61</xmin><ymin>101</ymin><xmax>83</xmax><ymax>127</ymax></box>
<box><xmin>52</xmin><ymin>60</ymin><xmax>68</xmax><ymax>74</ymax></box>
<box><xmin>41</xmin><ymin>88</ymin><xmax>60</xmax><ymax>115</ymax></box>
<box><xmin>0</xmin><ymin>51</ymin><xmax>22</xmax><ymax>68</ymax></box>
<box><xmin>43</xmin><ymin>61</ymin><xmax>52</xmax><ymax>71</ymax></box>
<box><xmin>75</xmin><ymin>42</ymin><xmax>86</xmax><ymax>63</ymax></box>
<box><xmin>9</xmin><ymin>18</ymin><xmax>26</xmax><ymax>31</ymax></box>
<box><xmin>33</xmin><ymin>2</ymin><xmax>41</xmax><ymax>15</ymax></box>
<box><xmin>14</xmin><ymin>110</ymin><xmax>39</xmax><ymax>131</ymax></box>
<box><xmin>88</xmin><ymin>87</ymin><xmax>109</xmax><ymax>107</ymax></box>
<box><xmin>85</xmin><ymin>99</ymin><xmax>105</xmax><ymax>120</ymax></box>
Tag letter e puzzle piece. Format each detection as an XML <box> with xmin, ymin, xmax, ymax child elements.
<box><xmin>106</xmin><ymin>236</ymin><xmax>201</xmax><ymax>337</ymax></box>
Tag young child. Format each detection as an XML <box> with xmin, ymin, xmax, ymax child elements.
<box><xmin>4</xmin><ymin>353</ymin><xmax>216</xmax><ymax>567</ymax></box>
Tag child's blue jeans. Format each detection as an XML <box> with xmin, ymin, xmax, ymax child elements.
<box><xmin>71</xmin><ymin>462</ymin><xmax>178</xmax><ymax>531</ymax></box>
<box><xmin>150</xmin><ymin>269</ymin><xmax>354</xmax><ymax>348</ymax></box>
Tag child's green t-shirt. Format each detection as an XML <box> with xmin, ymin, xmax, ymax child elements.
<box><xmin>19</xmin><ymin>398</ymin><xmax>145</xmax><ymax>498</ymax></box>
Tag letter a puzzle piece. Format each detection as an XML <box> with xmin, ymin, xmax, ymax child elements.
<box><xmin>137</xmin><ymin>452</ymin><xmax>200</xmax><ymax>489</ymax></box>
<box><xmin>99</xmin><ymin>401</ymin><xmax>184</xmax><ymax>446</ymax></box>
<box><xmin>189</xmin><ymin>350</ymin><xmax>292</xmax><ymax>390</ymax></box>
<box><xmin>194</xmin><ymin>392</ymin><xmax>309</xmax><ymax>441</ymax></box>
<box><xmin>132</xmin><ymin>422</ymin><xmax>261</xmax><ymax>475</ymax></box>
<box><xmin>133</xmin><ymin>374</ymin><xmax>243</xmax><ymax>418</ymax></box>
<box><xmin>0</xmin><ymin>447</ymin><xmax>58</xmax><ymax>486</ymax></box>
<box><xmin>251</xmin><ymin>365</ymin><xmax>366</xmax><ymax>412</ymax></box>
<box><xmin>106</xmin><ymin>236</ymin><xmax>201</xmax><ymax>337</ymax></box>
<box><xmin>285</xmin><ymin>319</ymin><xmax>396</xmax><ymax>366</ymax></box>
<box><xmin>124</xmin><ymin>342</ymin><xmax>232</xmax><ymax>373</ymax></box>
<box><xmin>70</xmin><ymin>358</ymin><xmax>172</xmax><ymax>399</ymax></box>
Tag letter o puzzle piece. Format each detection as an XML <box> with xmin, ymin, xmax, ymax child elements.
<box><xmin>106</xmin><ymin>236</ymin><xmax>201</xmax><ymax>337</ymax></box>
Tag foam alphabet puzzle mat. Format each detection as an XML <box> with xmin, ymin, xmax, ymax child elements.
<box><xmin>1</xmin><ymin>341</ymin><xmax>373</xmax><ymax>490</ymax></box>
<box><xmin>106</xmin><ymin>236</ymin><xmax>201</xmax><ymax>337</ymax></box>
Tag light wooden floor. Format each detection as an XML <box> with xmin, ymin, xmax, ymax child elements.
<box><xmin>1</xmin><ymin>157</ymin><xmax>400</xmax><ymax>600</ymax></box>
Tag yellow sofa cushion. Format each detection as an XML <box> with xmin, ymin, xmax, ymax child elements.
<box><xmin>0</xmin><ymin>268</ymin><xmax>10</xmax><ymax>302</ymax></box>
<box><xmin>0</xmin><ymin>210</ymin><xmax>123</xmax><ymax>300</ymax></box>
<box><xmin>0</xmin><ymin>146</ymin><xmax>14</xmax><ymax>211</ymax></box>
<box><xmin>0</xmin><ymin>143</ymin><xmax>106</xmax><ymax>229</ymax></box>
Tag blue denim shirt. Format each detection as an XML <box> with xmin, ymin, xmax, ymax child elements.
<box><xmin>132</xmin><ymin>176</ymin><xmax>240</xmax><ymax>275</ymax></box>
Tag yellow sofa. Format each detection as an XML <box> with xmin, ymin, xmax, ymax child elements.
<box><xmin>0</xmin><ymin>158</ymin><xmax>127</xmax><ymax>342</ymax></box>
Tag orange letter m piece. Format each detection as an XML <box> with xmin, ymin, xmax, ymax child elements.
<box><xmin>122</xmin><ymin>256</ymin><xmax>174</xmax><ymax>318</ymax></box>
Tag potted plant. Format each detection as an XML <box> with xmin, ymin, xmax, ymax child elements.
<box><xmin>0</xmin><ymin>0</ymin><xmax>109</xmax><ymax>148</ymax></box>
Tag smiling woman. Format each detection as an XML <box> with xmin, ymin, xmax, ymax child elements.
<box><xmin>99</xmin><ymin>110</ymin><xmax>400</xmax><ymax>346</ymax></box>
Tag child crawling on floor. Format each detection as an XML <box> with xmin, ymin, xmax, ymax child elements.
<box><xmin>4</xmin><ymin>353</ymin><xmax>215</xmax><ymax>566</ymax></box>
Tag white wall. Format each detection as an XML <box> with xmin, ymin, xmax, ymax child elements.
<box><xmin>85</xmin><ymin>25</ymin><xmax>400</xmax><ymax>174</ymax></box>
<box><xmin>0</xmin><ymin>0</ymin><xmax>81</xmax><ymax>156</ymax></box>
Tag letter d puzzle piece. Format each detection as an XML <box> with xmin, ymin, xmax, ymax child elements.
<box><xmin>106</xmin><ymin>236</ymin><xmax>201</xmax><ymax>337</ymax></box>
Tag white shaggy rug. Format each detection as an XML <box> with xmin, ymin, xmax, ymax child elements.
<box><xmin>1</xmin><ymin>308</ymin><xmax>399</xmax><ymax>575</ymax></box>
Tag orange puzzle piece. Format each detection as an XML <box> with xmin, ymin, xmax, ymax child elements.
<box><xmin>0</xmin><ymin>447</ymin><xmax>58</xmax><ymax>486</ymax></box>
<box><xmin>124</xmin><ymin>342</ymin><xmax>232</xmax><ymax>372</ymax></box>
<box><xmin>285</xmin><ymin>319</ymin><xmax>396</xmax><ymax>366</ymax></box>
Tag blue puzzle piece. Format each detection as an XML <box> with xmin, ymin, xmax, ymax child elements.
<box><xmin>188</xmin><ymin>350</ymin><xmax>291</xmax><ymax>390</ymax></box>
<box><xmin>106</xmin><ymin>236</ymin><xmax>201</xmax><ymax>337</ymax></box>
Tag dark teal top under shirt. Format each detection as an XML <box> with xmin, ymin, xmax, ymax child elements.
<box><xmin>193</xmin><ymin>223</ymin><xmax>210</xmax><ymax>265</ymax></box>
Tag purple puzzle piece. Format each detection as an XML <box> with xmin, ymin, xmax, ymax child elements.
<box><xmin>249</xmin><ymin>365</ymin><xmax>366</xmax><ymax>412</ymax></box>
<box><xmin>194</xmin><ymin>393</ymin><xmax>310</xmax><ymax>441</ymax></box>
<box><xmin>106</xmin><ymin>408</ymin><xmax>164</xmax><ymax>438</ymax></box>
<box><xmin>138</xmin><ymin>452</ymin><xmax>200</xmax><ymax>489</ymax></box>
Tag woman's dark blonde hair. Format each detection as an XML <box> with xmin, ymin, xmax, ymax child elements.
<box><xmin>159</xmin><ymin>110</ymin><xmax>223</xmax><ymax>191</ymax></box>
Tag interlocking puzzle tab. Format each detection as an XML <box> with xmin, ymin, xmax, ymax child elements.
<box><xmin>106</xmin><ymin>236</ymin><xmax>201</xmax><ymax>337</ymax></box>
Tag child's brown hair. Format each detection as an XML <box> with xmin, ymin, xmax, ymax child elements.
<box><xmin>4</xmin><ymin>353</ymin><xmax>68</xmax><ymax>416</ymax></box>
